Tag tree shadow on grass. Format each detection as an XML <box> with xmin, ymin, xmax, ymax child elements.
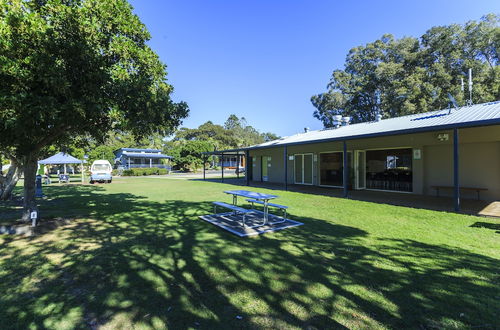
<box><xmin>470</xmin><ymin>221</ymin><xmax>500</xmax><ymax>233</ymax></box>
<box><xmin>0</xmin><ymin>185</ymin><xmax>498</xmax><ymax>329</ymax></box>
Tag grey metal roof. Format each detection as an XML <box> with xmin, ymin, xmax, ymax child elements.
<box><xmin>240</xmin><ymin>101</ymin><xmax>500</xmax><ymax>151</ymax></box>
<box><xmin>115</xmin><ymin>148</ymin><xmax>162</xmax><ymax>153</ymax></box>
<box><xmin>121</xmin><ymin>152</ymin><xmax>172</xmax><ymax>159</ymax></box>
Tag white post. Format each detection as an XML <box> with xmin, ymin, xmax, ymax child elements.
<box><xmin>128</xmin><ymin>157</ymin><xmax>130</xmax><ymax>169</ymax></box>
<box><xmin>81</xmin><ymin>162</ymin><xmax>84</xmax><ymax>183</ymax></box>
<box><xmin>64</xmin><ymin>164</ymin><xmax>67</xmax><ymax>175</ymax></box>
<box><xmin>150</xmin><ymin>158</ymin><xmax>152</xmax><ymax>168</ymax></box>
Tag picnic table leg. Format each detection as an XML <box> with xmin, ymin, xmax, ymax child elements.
<box><xmin>263</xmin><ymin>199</ymin><xmax>269</xmax><ymax>224</ymax></box>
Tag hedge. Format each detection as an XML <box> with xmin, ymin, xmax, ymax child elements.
<box><xmin>121</xmin><ymin>167</ymin><xmax>168</xmax><ymax>176</ymax></box>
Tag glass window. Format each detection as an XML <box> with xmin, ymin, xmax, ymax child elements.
<box><xmin>366</xmin><ymin>148</ymin><xmax>412</xmax><ymax>192</ymax></box>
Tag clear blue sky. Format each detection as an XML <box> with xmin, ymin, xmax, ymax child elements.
<box><xmin>129</xmin><ymin>0</ymin><xmax>499</xmax><ymax>137</ymax></box>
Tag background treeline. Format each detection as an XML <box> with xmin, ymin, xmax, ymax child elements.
<box><xmin>39</xmin><ymin>115</ymin><xmax>279</xmax><ymax>173</ymax></box>
<box><xmin>311</xmin><ymin>14</ymin><xmax>499</xmax><ymax>127</ymax></box>
<box><xmin>165</xmin><ymin>115</ymin><xmax>279</xmax><ymax>171</ymax></box>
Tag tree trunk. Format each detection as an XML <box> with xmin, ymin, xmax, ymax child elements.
<box><xmin>21</xmin><ymin>153</ymin><xmax>39</xmax><ymax>222</ymax></box>
<box><xmin>0</xmin><ymin>157</ymin><xmax>21</xmax><ymax>201</ymax></box>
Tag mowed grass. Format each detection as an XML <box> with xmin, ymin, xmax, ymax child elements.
<box><xmin>0</xmin><ymin>177</ymin><xmax>499</xmax><ymax>329</ymax></box>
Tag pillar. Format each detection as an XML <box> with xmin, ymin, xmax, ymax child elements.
<box><xmin>454</xmin><ymin>128</ymin><xmax>460</xmax><ymax>212</ymax></box>
<box><xmin>284</xmin><ymin>146</ymin><xmax>288</xmax><ymax>191</ymax></box>
<box><xmin>245</xmin><ymin>150</ymin><xmax>250</xmax><ymax>186</ymax></box>
<box><xmin>221</xmin><ymin>153</ymin><xmax>224</xmax><ymax>183</ymax></box>
<box><xmin>343</xmin><ymin>140</ymin><xmax>348</xmax><ymax>198</ymax></box>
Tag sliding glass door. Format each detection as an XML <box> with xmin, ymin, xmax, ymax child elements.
<box><xmin>294</xmin><ymin>153</ymin><xmax>313</xmax><ymax>185</ymax></box>
<box><xmin>354</xmin><ymin>151</ymin><xmax>366</xmax><ymax>189</ymax></box>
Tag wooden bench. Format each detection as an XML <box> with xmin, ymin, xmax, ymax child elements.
<box><xmin>212</xmin><ymin>202</ymin><xmax>251</xmax><ymax>227</ymax></box>
<box><xmin>431</xmin><ymin>186</ymin><xmax>488</xmax><ymax>200</ymax></box>
<box><xmin>246</xmin><ymin>199</ymin><xmax>288</xmax><ymax>223</ymax></box>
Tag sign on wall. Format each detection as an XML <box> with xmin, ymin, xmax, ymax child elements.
<box><xmin>413</xmin><ymin>149</ymin><xmax>421</xmax><ymax>160</ymax></box>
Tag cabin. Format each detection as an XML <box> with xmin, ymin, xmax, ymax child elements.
<box><xmin>114</xmin><ymin>148</ymin><xmax>172</xmax><ymax>169</ymax></box>
<box><xmin>208</xmin><ymin>101</ymin><xmax>500</xmax><ymax>211</ymax></box>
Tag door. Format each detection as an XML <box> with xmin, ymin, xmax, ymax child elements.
<box><xmin>303</xmin><ymin>154</ymin><xmax>313</xmax><ymax>184</ymax></box>
<box><xmin>262</xmin><ymin>156</ymin><xmax>269</xmax><ymax>181</ymax></box>
<box><xmin>294</xmin><ymin>153</ymin><xmax>313</xmax><ymax>185</ymax></box>
<box><xmin>355</xmin><ymin>150</ymin><xmax>366</xmax><ymax>189</ymax></box>
<box><xmin>294</xmin><ymin>154</ymin><xmax>303</xmax><ymax>184</ymax></box>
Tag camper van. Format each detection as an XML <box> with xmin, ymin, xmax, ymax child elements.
<box><xmin>90</xmin><ymin>160</ymin><xmax>112</xmax><ymax>184</ymax></box>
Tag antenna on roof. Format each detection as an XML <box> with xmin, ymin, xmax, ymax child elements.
<box><xmin>467</xmin><ymin>68</ymin><xmax>473</xmax><ymax>106</ymax></box>
<box><xmin>447</xmin><ymin>93</ymin><xmax>459</xmax><ymax>114</ymax></box>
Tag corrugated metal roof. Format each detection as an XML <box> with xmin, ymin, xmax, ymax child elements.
<box><xmin>117</xmin><ymin>148</ymin><xmax>162</xmax><ymax>153</ymax></box>
<box><xmin>122</xmin><ymin>152</ymin><xmax>172</xmax><ymax>159</ymax></box>
<box><xmin>244</xmin><ymin>101</ymin><xmax>500</xmax><ymax>150</ymax></box>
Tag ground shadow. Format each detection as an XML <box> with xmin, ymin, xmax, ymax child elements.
<box><xmin>470</xmin><ymin>221</ymin><xmax>500</xmax><ymax>233</ymax></box>
<box><xmin>0</xmin><ymin>184</ymin><xmax>498</xmax><ymax>328</ymax></box>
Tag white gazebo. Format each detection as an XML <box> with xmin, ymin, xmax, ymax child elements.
<box><xmin>38</xmin><ymin>152</ymin><xmax>84</xmax><ymax>183</ymax></box>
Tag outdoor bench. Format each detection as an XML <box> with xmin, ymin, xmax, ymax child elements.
<box><xmin>212</xmin><ymin>201</ymin><xmax>250</xmax><ymax>226</ymax></box>
<box><xmin>246</xmin><ymin>199</ymin><xmax>288</xmax><ymax>223</ymax></box>
<box><xmin>58</xmin><ymin>174</ymin><xmax>70</xmax><ymax>183</ymax></box>
<box><xmin>431</xmin><ymin>185</ymin><xmax>488</xmax><ymax>200</ymax></box>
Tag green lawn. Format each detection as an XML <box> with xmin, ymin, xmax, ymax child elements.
<box><xmin>0</xmin><ymin>177</ymin><xmax>499</xmax><ymax>329</ymax></box>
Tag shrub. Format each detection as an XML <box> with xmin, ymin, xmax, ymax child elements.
<box><xmin>121</xmin><ymin>167</ymin><xmax>168</xmax><ymax>176</ymax></box>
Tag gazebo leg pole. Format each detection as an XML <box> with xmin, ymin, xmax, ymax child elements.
<box><xmin>81</xmin><ymin>162</ymin><xmax>84</xmax><ymax>183</ymax></box>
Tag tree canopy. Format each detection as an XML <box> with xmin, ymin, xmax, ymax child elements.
<box><xmin>166</xmin><ymin>115</ymin><xmax>279</xmax><ymax>171</ymax></box>
<box><xmin>0</xmin><ymin>0</ymin><xmax>188</xmax><ymax>218</ymax></box>
<box><xmin>311</xmin><ymin>14</ymin><xmax>499</xmax><ymax>127</ymax></box>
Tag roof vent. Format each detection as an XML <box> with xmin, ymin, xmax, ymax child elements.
<box><xmin>333</xmin><ymin>115</ymin><xmax>342</xmax><ymax>128</ymax></box>
<box><xmin>341</xmin><ymin>116</ymin><xmax>351</xmax><ymax>126</ymax></box>
<box><xmin>375</xmin><ymin>113</ymin><xmax>382</xmax><ymax>122</ymax></box>
<box><xmin>304</xmin><ymin>127</ymin><xmax>310</xmax><ymax>133</ymax></box>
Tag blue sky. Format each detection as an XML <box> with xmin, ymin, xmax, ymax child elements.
<box><xmin>129</xmin><ymin>0</ymin><xmax>499</xmax><ymax>137</ymax></box>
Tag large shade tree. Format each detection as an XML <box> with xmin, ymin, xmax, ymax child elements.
<box><xmin>0</xmin><ymin>0</ymin><xmax>188</xmax><ymax>220</ymax></box>
<box><xmin>312</xmin><ymin>14</ymin><xmax>499</xmax><ymax>127</ymax></box>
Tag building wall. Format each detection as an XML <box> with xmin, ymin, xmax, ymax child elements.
<box><xmin>248</xmin><ymin>124</ymin><xmax>500</xmax><ymax>201</ymax></box>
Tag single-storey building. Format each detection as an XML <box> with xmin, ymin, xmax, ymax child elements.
<box><xmin>114</xmin><ymin>148</ymin><xmax>172</xmax><ymax>169</ymax></box>
<box><xmin>209</xmin><ymin>101</ymin><xmax>500</xmax><ymax>211</ymax></box>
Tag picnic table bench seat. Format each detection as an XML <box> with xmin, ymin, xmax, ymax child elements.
<box><xmin>212</xmin><ymin>201</ymin><xmax>251</xmax><ymax>227</ymax></box>
<box><xmin>246</xmin><ymin>199</ymin><xmax>288</xmax><ymax>223</ymax></box>
<box><xmin>431</xmin><ymin>185</ymin><xmax>487</xmax><ymax>200</ymax></box>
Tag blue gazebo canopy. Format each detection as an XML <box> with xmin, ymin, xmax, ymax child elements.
<box><xmin>38</xmin><ymin>152</ymin><xmax>82</xmax><ymax>165</ymax></box>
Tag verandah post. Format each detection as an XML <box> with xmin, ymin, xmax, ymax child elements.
<box><xmin>343</xmin><ymin>140</ymin><xmax>348</xmax><ymax>198</ymax></box>
<box><xmin>284</xmin><ymin>146</ymin><xmax>288</xmax><ymax>191</ymax></box>
<box><xmin>236</xmin><ymin>152</ymin><xmax>240</xmax><ymax>179</ymax></box>
<box><xmin>203</xmin><ymin>155</ymin><xmax>206</xmax><ymax>180</ymax></box>
<box><xmin>454</xmin><ymin>128</ymin><xmax>460</xmax><ymax>212</ymax></box>
<box><xmin>245</xmin><ymin>150</ymin><xmax>250</xmax><ymax>186</ymax></box>
<box><xmin>221</xmin><ymin>152</ymin><xmax>224</xmax><ymax>183</ymax></box>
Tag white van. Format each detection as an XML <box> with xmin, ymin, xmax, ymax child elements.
<box><xmin>90</xmin><ymin>160</ymin><xmax>113</xmax><ymax>184</ymax></box>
